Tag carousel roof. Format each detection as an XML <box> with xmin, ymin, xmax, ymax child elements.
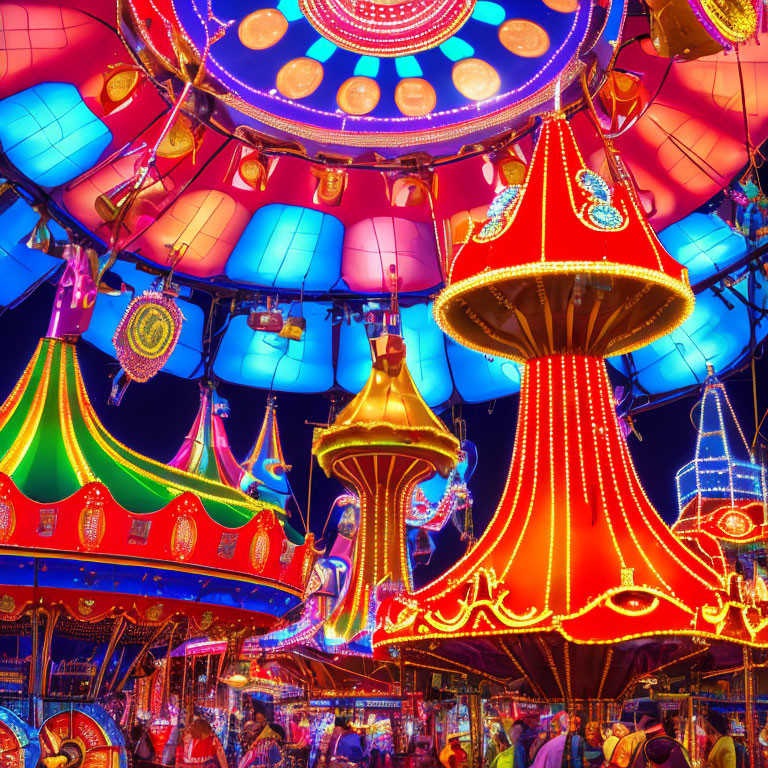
<box><xmin>242</xmin><ymin>395</ymin><xmax>294</xmax><ymax>509</ymax></box>
<box><xmin>0</xmin><ymin>337</ymin><xmax>287</xmax><ymax>527</ymax></box>
<box><xmin>0</xmin><ymin>336</ymin><xmax>312</xmax><ymax>628</ymax></box>
<box><xmin>122</xmin><ymin>0</ymin><xmax>621</xmax><ymax>157</ymax></box>
<box><xmin>673</xmin><ymin>366</ymin><xmax>767</xmax><ymax>547</ymax></box>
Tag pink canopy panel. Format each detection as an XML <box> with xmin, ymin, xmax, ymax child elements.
<box><xmin>341</xmin><ymin>217</ymin><xmax>442</xmax><ymax>293</ymax></box>
<box><xmin>132</xmin><ymin>189</ymin><xmax>251</xmax><ymax>278</ymax></box>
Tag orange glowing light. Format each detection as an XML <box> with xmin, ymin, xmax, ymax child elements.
<box><xmin>499</xmin><ymin>19</ymin><xmax>551</xmax><ymax>57</ymax></box>
<box><xmin>276</xmin><ymin>57</ymin><xmax>324</xmax><ymax>99</ymax></box>
<box><xmin>337</xmin><ymin>77</ymin><xmax>381</xmax><ymax>115</ymax></box>
<box><xmin>238</xmin><ymin>9</ymin><xmax>288</xmax><ymax>50</ymax></box>
<box><xmin>452</xmin><ymin>59</ymin><xmax>501</xmax><ymax>101</ymax></box>
<box><xmin>395</xmin><ymin>78</ymin><xmax>437</xmax><ymax>116</ymax></box>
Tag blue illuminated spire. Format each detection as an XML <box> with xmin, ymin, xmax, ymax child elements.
<box><xmin>676</xmin><ymin>364</ymin><xmax>765</xmax><ymax>514</ymax></box>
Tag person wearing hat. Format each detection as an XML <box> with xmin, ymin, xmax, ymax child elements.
<box><xmin>704</xmin><ymin>711</ymin><xmax>736</xmax><ymax>768</ymax></box>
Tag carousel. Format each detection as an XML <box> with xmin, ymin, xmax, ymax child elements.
<box><xmin>0</xmin><ymin>0</ymin><xmax>767</xmax><ymax>767</ymax></box>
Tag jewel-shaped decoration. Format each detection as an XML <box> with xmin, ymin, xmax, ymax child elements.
<box><xmin>576</xmin><ymin>169</ymin><xmax>625</xmax><ymax>230</ymax></box>
<box><xmin>113</xmin><ymin>290</ymin><xmax>184</xmax><ymax>382</ymax></box>
<box><xmin>476</xmin><ymin>185</ymin><xmax>522</xmax><ymax>241</ymax></box>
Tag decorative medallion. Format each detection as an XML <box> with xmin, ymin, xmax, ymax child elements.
<box><xmin>0</xmin><ymin>497</ymin><xmax>15</xmax><ymax>544</ymax></box>
<box><xmin>250</xmin><ymin>529</ymin><xmax>270</xmax><ymax>574</ymax></box>
<box><xmin>79</xmin><ymin>494</ymin><xmax>105</xmax><ymax>551</ymax></box>
<box><xmin>717</xmin><ymin>507</ymin><xmax>756</xmax><ymax>538</ymax></box>
<box><xmin>475</xmin><ymin>184</ymin><xmax>522</xmax><ymax>241</ymax></box>
<box><xmin>689</xmin><ymin>0</ymin><xmax>757</xmax><ymax>46</ymax></box>
<box><xmin>146</xmin><ymin>603</ymin><xmax>164</xmax><ymax>622</ymax></box>
<box><xmin>171</xmin><ymin>514</ymin><xmax>197</xmax><ymax>561</ymax></box>
<box><xmin>0</xmin><ymin>595</ymin><xmax>15</xmax><ymax>614</ymax></box>
<box><xmin>77</xmin><ymin>598</ymin><xmax>95</xmax><ymax>616</ymax></box>
<box><xmin>200</xmin><ymin>610</ymin><xmax>214</xmax><ymax>630</ymax></box>
<box><xmin>297</xmin><ymin>0</ymin><xmax>476</xmax><ymax>57</ymax></box>
<box><xmin>113</xmin><ymin>291</ymin><xmax>184</xmax><ymax>382</ymax></box>
<box><xmin>302</xmin><ymin>545</ymin><xmax>315</xmax><ymax>585</ymax></box>
<box><xmin>575</xmin><ymin>169</ymin><xmax>626</xmax><ymax>231</ymax></box>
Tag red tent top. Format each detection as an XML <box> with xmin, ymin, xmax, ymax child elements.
<box><xmin>435</xmin><ymin>115</ymin><xmax>695</xmax><ymax>363</ymax></box>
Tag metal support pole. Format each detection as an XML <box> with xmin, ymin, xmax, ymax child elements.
<box><xmin>744</xmin><ymin>647</ymin><xmax>759</xmax><ymax>768</ymax></box>
<box><xmin>468</xmin><ymin>689</ymin><xmax>482</xmax><ymax>768</ymax></box>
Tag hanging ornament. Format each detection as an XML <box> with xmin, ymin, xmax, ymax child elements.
<box><xmin>26</xmin><ymin>206</ymin><xmax>53</xmax><ymax>253</ymax></box>
<box><xmin>47</xmin><ymin>244</ymin><xmax>99</xmax><ymax>339</ymax></box>
<box><xmin>157</xmin><ymin>113</ymin><xmax>199</xmax><ymax>159</ymax></box>
<box><xmin>311</xmin><ymin>165</ymin><xmax>347</xmax><ymax>206</ymax></box>
<box><xmin>597</xmin><ymin>71</ymin><xmax>650</xmax><ymax>137</ymax></box>
<box><xmin>238</xmin><ymin>151</ymin><xmax>268</xmax><ymax>190</ymax></box>
<box><xmin>100</xmin><ymin>63</ymin><xmax>144</xmax><ymax>114</ymax></box>
<box><xmin>112</xmin><ymin>288</ymin><xmax>184</xmax><ymax>382</ymax></box>
<box><xmin>733</xmin><ymin>178</ymin><xmax>768</xmax><ymax>246</ymax></box>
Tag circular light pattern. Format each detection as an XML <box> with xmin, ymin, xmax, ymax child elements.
<box><xmin>126</xmin><ymin>303</ymin><xmax>178</xmax><ymax>359</ymax></box>
<box><xmin>541</xmin><ymin>0</ymin><xmax>578</xmax><ymax>11</ymax></box>
<box><xmin>395</xmin><ymin>78</ymin><xmax>437</xmax><ymax>116</ymax></box>
<box><xmin>337</xmin><ymin>76</ymin><xmax>381</xmax><ymax>115</ymax></box>
<box><xmin>297</xmin><ymin>0</ymin><xmax>476</xmax><ymax>57</ymax></box>
<box><xmin>452</xmin><ymin>58</ymin><xmax>501</xmax><ymax>101</ymax></box>
<box><xmin>276</xmin><ymin>57</ymin><xmax>324</xmax><ymax>98</ymax></box>
<box><xmin>499</xmin><ymin>19</ymin><xmax>550</xmax><ymax>57</ymax></box>
<box><xmin>238</xmin><ymin>9</ymin><xmax>288</xmax><ymax>50</ymax></box>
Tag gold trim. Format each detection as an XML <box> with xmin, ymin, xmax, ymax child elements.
<box><xmin>434</xmin><ymin>261</ymin><xmax>695</xmax><ymax>363</ymax></box>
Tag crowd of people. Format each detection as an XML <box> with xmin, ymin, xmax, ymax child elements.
<box><xmin>128</xmin><ymin>701</ymin><xmax>749</xmax><ymax>768</ymax></box>
<box><xmin>473</xmin><ymin>704</ymin><xmax>747</xmax><ymax>768</ymax></box>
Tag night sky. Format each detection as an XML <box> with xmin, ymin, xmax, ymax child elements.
<box><xmin>1</xmin><ymin>279</ymin><xmax>767</xmax><ymax>587</ymax></box>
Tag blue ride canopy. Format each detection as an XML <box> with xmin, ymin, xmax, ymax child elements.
<box><xmin>0</xmin><ymin>83</ymin><xmax>111</xmax><ymax>187</ymax></box>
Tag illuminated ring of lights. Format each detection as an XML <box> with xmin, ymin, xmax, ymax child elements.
<box><xmin>297</xmin><ymin>0</ymin><xmax>476</xmax><ymax>56</ymax></box>
<box><xmin>433</xmin><ymin>261</ymin><xmax>695</xmax><ymax>363</ymax></box>
<box><xmin>125</xmin><ymin>303</ymin><xmax>179</xmax><ymax>360</ymax></box>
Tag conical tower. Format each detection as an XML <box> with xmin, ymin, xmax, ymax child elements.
<box><xmin>242</xmin><ymin>396</ymin><xmax>293</xmax><ymax>509</ymax></box>
<box><xmin>313</xmin><ymin>332</ymin><xmax>459</xmax><ymax>652</ymax></box>
<box><xmin>169</xmin><ymin>383</ymin><xmax>247</xmax><ymax>490</ymax></box>
<box><xmin>374</xmin><ymin>116</ymin><xmax>766</xmax><ymax>700</ymax></box>
<box><xmin>674</xmin><ymin>365</ymin><xmax>767</xmax><ymax>564</ymax></box>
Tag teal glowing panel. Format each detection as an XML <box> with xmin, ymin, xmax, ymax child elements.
<box><xmin>658</xmin><ymin>213</ymin><xmax>747</xmax><ymax>285</ymax></box>
<box><xmin>83</xmin><ymin>262</ymin><xmax>204</xmax><ymax>378</ymax></box>
<box><xmin>402</xmin><ymin>303</ymin><xmax>453</xmax><ymax>407</ymax></box>
<box><xmin>214</xmin><ymin>303</ymin><xmax>334</xmax><ymax>393</ymax></box>
<box><xmin>337</xmin><ymin>319</ymin><xmax>372</xmax><ymax>396</ymax></box>
<box><xmin>608</xmin><ymin>272</ymin><xmax>768</xmax><ymax>396</ymax></box>
<box><xmin>225</xmin><ymin>204</ymin><xmax>344</xmax><ymax>291</ymax></box>
<box><xmin>446</xmin><ymin>338</ymin><xmax>521</xmax><ymax>402</ymax></box>
<box><xmin>0</xmin><ymin>198</ymin><xmax>64</xmax><ymax>307</ymax></box>
<box><xmin>0</xmin><ymin>83</ymin><xmax>111</xmax><ymax>187</ymax></box>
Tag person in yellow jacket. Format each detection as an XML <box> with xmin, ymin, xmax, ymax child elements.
<box><xmin>704</xmin><ymin>712</ymin><xmax>736</xmax><ymax>768</ymax></box>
